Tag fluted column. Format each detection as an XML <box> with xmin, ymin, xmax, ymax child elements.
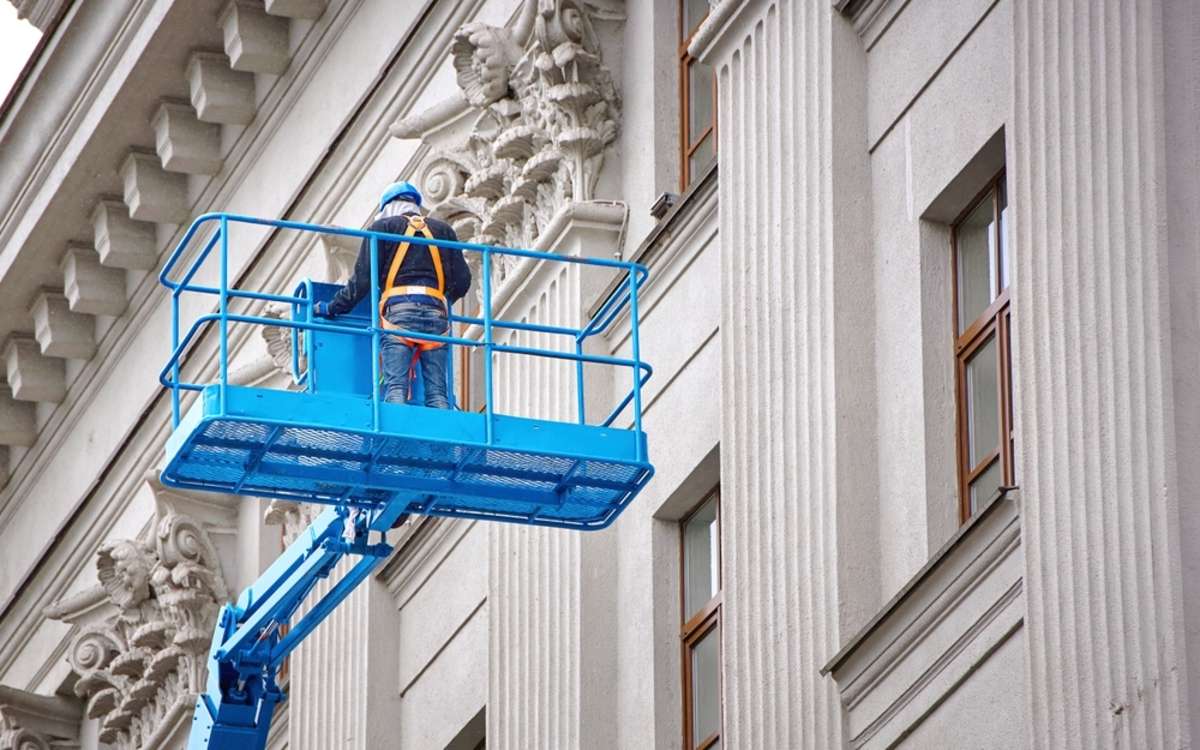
<box><xmin>487</xmin><ymin>204</ymin><xmax>623</xmax><ymax>749</ymax></box>
<box><xmin>692</xmin><ymin>1</ymin><xmax>874</xmax><ymax>746</ymax></box>
<box><xmin>287</xmin><ymin>566</ymin><xmax>401</xmax><ymax>750</ymax></box>
<box><xmin>1012</xmin><ymin>1</ymin><xmax>1191</xmax><ymax>747</ymax></box>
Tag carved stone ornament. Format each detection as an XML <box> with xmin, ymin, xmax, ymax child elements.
<box><xmin>263</xmin><ymin>499</ymin><xmax>316</xmax><ymax>547</ymax></box>
<box><xmin>0</xmin><ymin>686</ymin><xmax>81</xmax><ymax>750</ymax></box>
<box><xmin>44</xmin><ymin>482</ymin><xmax>230</xmax><ymax>750</ymax></box>
<box><xmin>226</xmin><ymin>303</ymin><xmax>305</xmax><ymax>388</ymax></box>
<box><xmin>392</xmin><ymin>0</ymin><xmax>624</xmax><ymax>287</ymax></box>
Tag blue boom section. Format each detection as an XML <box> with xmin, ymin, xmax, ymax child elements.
<box><xmin>187</xmin><ymin>500</ymin><xmax>406</xmax><ymax>749</ymax></box>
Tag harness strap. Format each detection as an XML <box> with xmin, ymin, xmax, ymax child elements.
<box><xmin>379</xmin><ymin>215</ymin><xmax>448</xmax><ymax>401</ymax></box>
<box><xmin>379</xmin><ymin>214</ymin><xmax>447</xmax><ymax>349</ymax></box>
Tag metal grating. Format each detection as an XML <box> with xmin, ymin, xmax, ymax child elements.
<box><xmin>165</xmin><ymin>412</ymin><xmax>651</xmax><ymax>531</ymax></box>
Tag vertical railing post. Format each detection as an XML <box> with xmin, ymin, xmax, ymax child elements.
<box><xmin>628</xmin><ymin>267</ymin><xmax>644</xmax><ymax>462</ymax></box>
<box><xmin>575</xmin><ymin>337</ymin><xmax>586</xmax><ymax>425</ymax></box>
<box><xmin>218</xmin><ymin>217</ymin><xmax>229</xmax><ymax>416</ymax></box>
<box><xmin>482</xmin><ymin>251</ymin><xmax>495</xmax><ymax>445</ymax></box>
<box><xmin>292</xmin><ymin>282</ymin><xmax>303</xmax><ymax>386</ymax></box>
<box><xmin>171</xmin><ymin>278</ymin><xmax>181</xmax><ymax>426</ymax></box>
<box><xmin>369</xmin><ymin>235</ymin><xmax>381</xmax><ymax>431</ymax></box>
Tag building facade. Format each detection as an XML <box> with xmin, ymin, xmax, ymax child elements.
<box><xmin>0</xmin><ymin>0</ymin><xmax>1196</xmax><ymax>748</ymax></box>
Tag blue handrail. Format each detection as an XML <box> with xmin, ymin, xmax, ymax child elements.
<box><xmin>159</xmin><ymin>213</ymin><xmax>652</xmax><ymax>455</ymax></box>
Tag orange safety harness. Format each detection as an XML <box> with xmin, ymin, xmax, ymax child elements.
<box><xmin>379</xmin><ymin>215</ymin><xmax>448</xmax><ymax>397</ymax></box>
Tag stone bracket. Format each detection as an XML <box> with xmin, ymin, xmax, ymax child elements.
<box><xmin>220</xmin><ymin>0</ymin><xmax>291</xmax><ymax>75</ymax></box>
<box><xmin>61</xmin><ymin>244</ymin><xmax>127</xmax><ymax>317</ymax></box>
<box><xmin>264</xmin><ymin>0</ymin><xmax>325</xmax><ymax>19</ymax></box>
<box><xmin>31</xmin><ymin>291</ymin><xmax>96</xmax><ymax>361</ymax></box>
<box><xmin>152</xmin><ymin>100</ymin><xmax>223</xmax><ymax>176</ymax></box>
<box><xmin>92</xmin><ymin>200</ymin><xmax>159</xmax><ymax>271</ymax></box>
<box><xmin>187</xmin><ymin>51</ymin><xmax>256</xmax><ymax>125</ymax></box>
<box><xmin>121</xmin><ymin>151</ymin><xmax>189</xmax><ymax>225</ymax></box>
<box><xmin>4</xmin><ymin>337</ymin><xmax>65</xmax><ymax>403</ymax></box>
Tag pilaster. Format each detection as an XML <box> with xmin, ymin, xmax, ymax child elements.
<box><xmin>1012</xmin><ymin>0</ymin><xmax>1191</xmax><ymax>747</ymax></box>
<box><xmin>285</xmin><ymin>568</ymin><xmax>400</xmax><ymax>750</ymax></box>
<box><xmin>186</xmin><ymin>51</ymin><xmax>256</xmax><ymax>125</ymax></box>
<box><xmin>487</xmin><ymin>203</ymin><xmax>624</xmax><ymax>749</ymax></box>
<box><xmin>693</xmin><ymin>1</ymin><xmax>864</xmax><ymax>746</ymax></box>
<box><xmin>91</xmin><ymin>200</ymin><xmax>158</xmax><ymax>271</ymax></box>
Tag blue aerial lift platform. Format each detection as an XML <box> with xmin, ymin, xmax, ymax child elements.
<box><xmin>158</xmin><ymin>213</ymin><xmax>653</xmax><ymax>749</ymax></box>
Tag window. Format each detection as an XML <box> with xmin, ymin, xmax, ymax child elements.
<box><xmin>952</xmin><ymin>174</ymin><xmax>1013</xmax><ymax>521</ymax></box>
<box><xmin>680</xmin><ymin>0</ymin><xmax>716</xmax><ymax>189</ymax></box>
<box><xmin>681</xmin><ymin>487</ymin><xmax>722</xmax><ymax>750</ymax></box>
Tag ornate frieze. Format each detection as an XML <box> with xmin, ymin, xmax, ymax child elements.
<box><xmin>392</xmin><ymin>0</ymin><xmax>623</xmax><ymax>285</ymax></box>
<box><xmin>44</xmin><ymin>482</ymin><xmax>230</xmax><ymax>750</ymax></box>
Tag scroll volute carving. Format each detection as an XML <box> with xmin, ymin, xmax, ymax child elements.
<box><xmin>2</xmin><ymin>729</ymin><xmax>52</xmax><ymax>750</ymax></box>
<box><xmin>0</xmin><ymin>685</ymin><xmax>82</xmax><ymax>750</ymax></box>
<box><xmin>46</xmin><ymin>491</ymin><xmax>230</xmax><ymax>750</ymax></box>
<box><xmin>154</xmin><ymin>507</ymin><xmax>228</xmax><ymax>652</ymax></box>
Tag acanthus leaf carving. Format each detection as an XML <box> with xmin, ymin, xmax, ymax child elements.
<box><xmin>46</xmin><ymin>478</ymin><xmax>230</xmax><ymax>750</ymax></box>
<box><xmin>394</xmin><ymin>0</ymin><xmax>623</xmax><ymax>293</ymax></box>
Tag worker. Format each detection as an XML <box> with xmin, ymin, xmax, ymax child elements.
<box><xmin>314</xmin><ymin>181</ymin><xmax>471</xmax><ymax>407</ymax></box>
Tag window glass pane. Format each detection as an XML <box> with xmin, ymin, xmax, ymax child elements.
<box><xmin>956</xmin><ymin>194</ymin><xmax>996</xmax><ymax>333</ymax></box>
<box><xmin>690</xmin><ymin>624</ymin><xmax>721</xmax><ymax>746</ymax></box>
<box><xmin>683</xmin><ymin>495</ymin><xmax>719</xmax><ymax>619</ymax></box>
<box><xmin>683</xmin><ymin>0</ymin><xmax>710</xmax><ymax>39</ymax></box>
<box><xmin>998</xmin><ymin>181</ymin><xmax>1009</xmax><ymax>291</ymax></box>
<box><xmin>970</xmin><ymin>459</ymin><xmax>1003</xmax><ymax>515</ymax></box>
<box><xmin>966</xmin><ymin>334</ymin><xmax>1000</xmax><ymax>468</ymax></box>
<box><xmin>688</xmin><ymin>60</ymin><xmax>714</xmax><ymax>144</ymax></box>
<box><xmin>688</xmin><ymin>132</ymin><xmax>716</xmax><ymax>187</ymax></box>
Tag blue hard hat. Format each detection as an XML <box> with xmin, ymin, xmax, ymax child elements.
<box><xmin>380</xmin><ymin>181</ymin><xmax>422</xmax><ymax>209</ymax></box>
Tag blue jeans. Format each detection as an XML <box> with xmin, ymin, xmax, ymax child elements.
<box><xmin>381</xmin><ymin>302</ymin><xmax>450</xmax><ymax>408</ymax></box>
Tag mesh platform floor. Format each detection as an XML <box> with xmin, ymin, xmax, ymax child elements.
<box><xmin>162</xmin><ymin>386</ymin><xmax>652</xmax><ymax>530</ymax></box>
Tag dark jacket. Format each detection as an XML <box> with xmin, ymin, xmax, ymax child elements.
<box><xmin>327</xmin><ymin>213</ymin><xmax>472</xmax><ymax>316</ymax></box>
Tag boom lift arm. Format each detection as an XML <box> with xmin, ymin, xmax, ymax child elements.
<box><xmin>186</xmin><ymin>498</ymin><xmax>408</xmax><ymax>750</ymax></box>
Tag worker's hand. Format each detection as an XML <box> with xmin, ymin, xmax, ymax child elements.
<box><xmin>313</xmin><ymin>301</ymin><xmax>333</xmax><ymax>318</ymax></box>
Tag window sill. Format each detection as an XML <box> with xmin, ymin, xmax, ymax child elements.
<box><xmin>821</xmin><ymin>488</ymin><xmax>1024</xmax><ymax>746</ymax></box>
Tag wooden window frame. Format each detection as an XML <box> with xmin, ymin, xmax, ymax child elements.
<box><xmin>951</xmin><ymin>172</ymin><xmax>1014</xmax><ymax>522</ymax></box>
<box><xmin>680</xmin><ymin>486</ymin><xmax>722</xmax><ymax>750</ymax></box>
<box><xmin>679</xmin><ymin>1</ymin><xmax>717</xmax><ymax>190</ymax></box>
